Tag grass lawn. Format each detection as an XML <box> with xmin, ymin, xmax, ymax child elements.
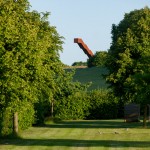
<box><xmin>0</xmin><ymin>119</ymin><xmax>150</xmax><ymax>150</ymax></box>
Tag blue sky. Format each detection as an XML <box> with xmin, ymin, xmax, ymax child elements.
<box><xmin>29</xmin><ymin>0</ymin><xmax>150</xmax><ymax>65</ymax></box>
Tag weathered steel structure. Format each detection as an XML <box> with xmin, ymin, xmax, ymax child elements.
<box><xmin>74</xmin><ymin>38</ymin><xmax>94</xmax><ymax>58</ymax></box>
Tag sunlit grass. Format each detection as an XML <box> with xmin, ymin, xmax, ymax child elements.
<box><xmin>0</xmin><ymin>119</ymin><xmax>150</xmax><ymax>150</ymax></box>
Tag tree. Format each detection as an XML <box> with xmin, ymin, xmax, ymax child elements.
<box><xmin>53</xmin><ymin>69</ymin><xmax>91</xmax><ymax>120</ymax></box>
<box><xmin>72</xmin><ymin>61</ymin><xmax>87</xmax><ymax>67</ymax></box>
<box><xmin>132</xmin><ymin>56</ymin><xmax>150</xmax><ymax>127</ymax></box>
<box><xmin>87</xmin><ymin>51</ymin><xmax>108</xmax><ymax>67</ymax></box>
<box><xmin>105</xmin><ymin>7</ymin><xmax>150</xmax><ymax>126</ymax></box>
<box><xmin>0</xmin><ymin>0</ymin><xmax>64</xmax><ymax>135</ymax></box>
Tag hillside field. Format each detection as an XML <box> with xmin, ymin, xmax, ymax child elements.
<box><xmin>66</xmin><ymin>67</ymin><xmax>108</xmax><ymax>90</ymax></box>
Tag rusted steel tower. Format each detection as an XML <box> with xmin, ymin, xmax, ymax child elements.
<box><xmin>74</xmin><ymin>38</ymin><xmax>94</xmax><ymax>58</ymax></box>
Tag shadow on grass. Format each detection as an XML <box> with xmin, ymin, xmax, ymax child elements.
<box><xmin>1</xmin><ymin>138</ymin><xmax>150</xmax><ymax>148</ymax></box>
<box><xmin>41</xmin><ymin>120</ymin><xmax>148</xmax><ymax>129</ymax></box>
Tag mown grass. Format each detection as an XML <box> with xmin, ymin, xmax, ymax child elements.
<box><xmin>0</xmin><ymin>120</ymin><xmax>150</xmax><ymax>150</ymax></box>
<box><xmin>67</xmin><ymin>67</ymin><xmax>108</xmax><ymax>90</ymax></box>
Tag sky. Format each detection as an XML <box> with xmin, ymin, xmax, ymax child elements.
<box><xmin>29</xmin><ymin>0</ymin><xmax>150</xmax><ymax>66</ymax></box>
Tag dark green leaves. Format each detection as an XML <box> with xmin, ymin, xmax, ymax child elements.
<box><xmin>106</xmin><ymin>7</ymin><xmax>150</xmax><ymax>103</ymax></box>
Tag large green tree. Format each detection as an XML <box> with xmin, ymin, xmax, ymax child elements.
<box><xmin>106</xmin><ymin>7</ymin><xmax>150</xmax><ymax>126</ymax></box>
<box><xmin>87</xmin><ymin>51</ymin><xmax>108</xmax><ymax>67</ymax></box>
<box><xmin>0</xmin><ymin>0</ymin><xmax>64</xmax><ymax>135</ymax></box>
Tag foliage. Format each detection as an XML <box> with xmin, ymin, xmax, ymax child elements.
<box><xmin>54</xmin><ymin>88</ymin><xmax>118</xmax><ymax>120</ymax></box>
<box><xmin>0</xmin><ymin>101</ymin><xmax>34</xmax><ymax>136</ymax></box>
<box><xmin>72</xmin><ymin>61</ymin><xmax>87</xmax><ymax>66</ymax></box>
<box><xmin>87</xmin><ymin>90</ymin><xmax>118</xmax><ymax>119</ymax></box>
<box><xmin>53</xmin><ymin>69</ymin><xmax>91</xmax><ymax>120</ymax></box>
<box><xmin>87</xmin><ymin>51</ymin><xmax>108</xmax><ymax>67</ymax></box>
<box><xmin>54</xmin><ymin>91</ymin><xmax>91</xmax><ymax>120</ymax></box>
<box><xmin>105</xmin><ymin>7</ymin><xmax>150</xmax><ymax>105</ymax></box>
<box><xmin>0</xmin><ymin>0</ymin><xmax>64</xmax><ymax>135</ymax></box>
<box><xmin>132</xmin><ymin>71</ymin><xmax>150</xmax><ymax>127</ymax></box>
<box><xmin>105</xmin><ymin>7</ymin><xmax>150</xmax><ymax>124</ymax></box>
<box><xmin>34</xmin><ymin>70</ymin><xmax>89</xmax><ymax>124</ymax></box>
<box><xmin>34</xmin><ymin>99</ymin><xmax>51</xmax><ymax>125</ymax></box>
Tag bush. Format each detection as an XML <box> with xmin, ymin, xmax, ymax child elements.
<box><xmin>18</xmin><ymin>102</ymin><xmax>35</xmax><ymax>130</ymax></box>
<box><xmin>54</xmin><ymin>92</ymin><xmax>90</xmax><ymax>120</ymax></box>
<box><xmin>54</xmin><ymin>89</ymin><xmax>118</xmax><ymax>120</ymax></box>
<box><xmin>34</xmin><ymin>99</ymin><xmax>50</xmax><ymax>125</ymax></box>
<box><xmin>87</xmin><ymin>90</ymin><xmax>118</xmax><ymax>119</ymax></box>
<box><xmin>0</xmin><ymin>101</ymin><xmax>35</xmax><ymax>136</ymax></box>
<box><xmin>0</xmin><ymin>107</ymin><xmax>13</xmax><ymax>136</ymax></box>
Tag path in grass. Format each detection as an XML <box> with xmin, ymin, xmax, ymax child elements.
<box><xmin>0</xmin><ymin>120</ymin><xmax>150</xmax><ymax>150</ymax></box>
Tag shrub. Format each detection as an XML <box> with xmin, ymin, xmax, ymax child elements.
<box><xmin>18</xmin><ymin>102</ymin><xmax>35</xmax><ymax>130</ymax></box>
<box><xmin>87</xmin><ymin>90</ymin><xmax>118</xmax><ymax>119</ymax></box>
<box><xmin>54</xmin><ymin>92</ymin><xmax>90</xmax><ymax>120</ymax></box>
<box><xmin>0</xmin><ymin>107</ymin><xmax>13</xmax><ymax>136</ymax></box>
<box><xmin>34</xmin><ymin>99</ymin><xmax>50</xmax><ymax>125</ymax></box>
<box><xmin>54</xmin><ymin>89</ymin><xmax>118</xmax><ymax>120</ymax></box>
<box><xmin>0</xmin><ymin>101</ymin><xmax>35</xmax><ymax>136</ymax></box>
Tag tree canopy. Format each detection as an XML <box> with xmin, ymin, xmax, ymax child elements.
<box><xmin>105</xmin><ymin>7</ymin><xmax>150</xmax><ymax>124</ymax></box>
<box><xmin>72</xmin><ymin>61</ymin><xmax>87</xmax><ymax>67</ymax></box>
<box><xmin>106</xmin><ymin>7</ymin><xmax>150</xmax><ymax>100</ymax></box>
<box><xmin>0</xmin><ymin>0</ymin><xmax>64</xmax><ymax>135</ymax></box>
<box><xmin>87</xmin><ymin>51</ymin><xmax>107</xmax><ymax>67</ymax></box>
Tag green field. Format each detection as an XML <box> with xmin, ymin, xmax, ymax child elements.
<box><xmin>1</xmin><ymin>120</ymin><xmax>150</xmax><ymax>150</ymax></box>
<box><xmin>69</xmin><ymin>67</ymin><xmax>108</xmax><ymax>90</ymax></box>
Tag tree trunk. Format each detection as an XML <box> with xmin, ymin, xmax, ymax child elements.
<box><xmin>13</xmin><ymin>112</ymin><xmax>18</xmax><ymax>135</ymax></box>
<box><xmin>51</xmin><ymin>100</ymin><xmax>54</xmax><ymax>117</ymax></box>
<box><xmin>143</xmin><ymin>105</ymin><xmax>147</xmax><ymax>128</ymax></box>
<box><xmin>148</xmin><ymin>105</ymin><xmax>150</xmax><ymax>122</ymax></box>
